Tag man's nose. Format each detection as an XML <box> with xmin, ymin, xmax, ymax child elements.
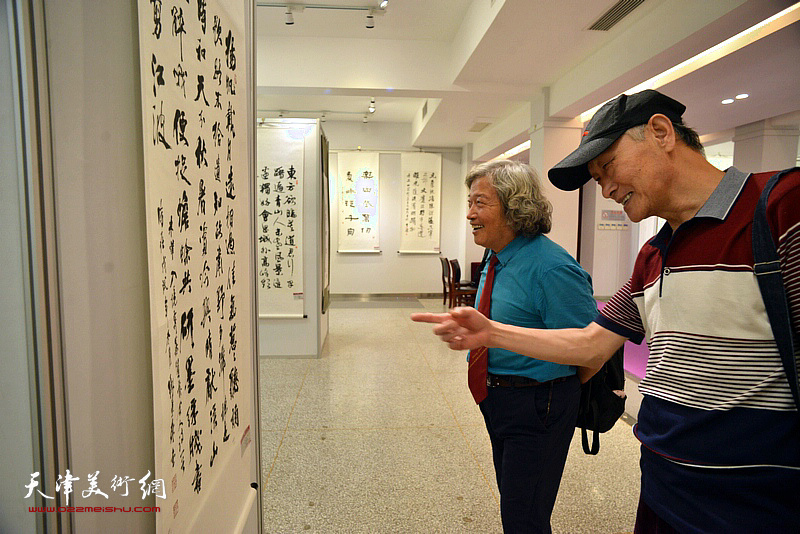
<box><xmin>599</xmin><ymin>179</ymin><xmax>616</xmax><ymax>199</ymax></box>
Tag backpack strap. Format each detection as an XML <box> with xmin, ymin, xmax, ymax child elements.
<box><xmin>581</xmin><ymin>422</ymin><xmax>600</xmax><ymax>455</ymax></box>
<box><xmin>752</xmin><ymin>167</ymin><xmax>800</xmax><ymax>410</ymax></box>
<box><xmin>580</xmin><ymin>386</ymin><xmax>600</xmax><ymax>454</ymax></box>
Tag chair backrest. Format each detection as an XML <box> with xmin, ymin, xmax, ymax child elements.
<box><xmin>440</xmin><ymin>256</ymin><xmax>450</xmax><ymax>283</ymax></box>
<box><xmin>449</xmin><ymin>259</ymin><xmax>461</xmax><ymax>282</ymax></box>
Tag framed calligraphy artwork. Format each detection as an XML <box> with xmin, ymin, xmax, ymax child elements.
<box><xmin>256</xmin><ymin>122</ymin><xmax>305</xmax><ymax>318</ymax></box>
<box><xmin>337</xmin><ymin>151</ymin><xmax>380</xmax><ymax>253</ymax></box>
<box><xmin>399</xmin><ymin>152</ymin><xmax>442</xmax><ymax>253</ymax></box>
<box><xmin>136</xmin><ymin>0</ymin><xmax>255</xmax><ymax>531</ymax></box>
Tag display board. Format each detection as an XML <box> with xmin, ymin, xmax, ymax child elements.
<box><xmin>399</xmin><ymin>152</ymin><xmax>441</xmax><ymax>253</ymax></box>
<box><xmin>337</xmin><ymin>151</ymin><xmax>380</xmax><ymax>253</ymax></box>
<box><xmin>256</xmin><ymin>124</ymin><xmax>304</xmax><ymax>318</ymax></box>
<box><xmin>136</xmin><ymin>0</ymin><xmax>255</xmax><ymax>531</ymax></box>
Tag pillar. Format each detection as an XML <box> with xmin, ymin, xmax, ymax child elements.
<box><xmin>460</xmin><ymin>143</ymin><xmax>485</xmax><ymax>267</ymax></box>
<box><xmin>732</xmin><ymin>118</ymin><xmax>800</xmax><ymax>172</ymax></box>
<box><xmin>528</xmin><ymin>89</ymin><xmax>584</xmax><ymax>258</ymax></box>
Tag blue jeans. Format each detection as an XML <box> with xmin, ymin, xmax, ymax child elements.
<box><xmin>479</xmin><ymin>374</ymin><xmax>580</xmax><ymax>534</ymax></box>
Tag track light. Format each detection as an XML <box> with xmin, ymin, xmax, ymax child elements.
<box><xmin>262</xmin><ymin>3</ymin><xmax>389</xmax><ymax>27</ymax></box>
<box><xmin>320</xmin><ymin>112</ymin><xmax>326</xmax><ymax>123</ymax></box>
<box><xmin>368</xmin><ymin>98</ymin><xmax>376</xmax><ymax>113</ymax></box>
<box><xmin>363</xmin><ymin>115</ymin><xmax>368</xmax><ymax>123</ymax></box>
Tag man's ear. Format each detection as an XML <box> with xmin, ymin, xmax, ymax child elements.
<box><xmin>648</xmin><ymin>114</ymin><xmax>676</xmax><ymax>152</ymax></box>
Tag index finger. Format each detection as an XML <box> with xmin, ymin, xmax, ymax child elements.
<box><xmin>410</xmin><ymin>312</ymin><xmax>450</xmax><ymax>324</ymax></box>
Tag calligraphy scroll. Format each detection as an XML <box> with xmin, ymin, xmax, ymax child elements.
<box><xmin>399</xmin><ymin>152</ymin><xmax>442</xmax><ymax>253</ymax></box>
<box><xmin>136</xmin><ymin>0</ymin><xmax>254</xmax><ymax>531</ymax></box>
<box><xmin>337</xmin><ymin>151</ymin><xmax>380</xmax><ymax>253</ymax></box>
<box><xmin>256</xmin><ymin>123</ymin><xmax>304</xmax><ymax>318</ymax></box>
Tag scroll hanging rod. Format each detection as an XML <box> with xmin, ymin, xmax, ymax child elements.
<box><xmin>256</xmin><ymin>3</ymin><xmax>387</xmax><ymax>13</ymax></box>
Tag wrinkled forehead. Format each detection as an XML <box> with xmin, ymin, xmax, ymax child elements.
<box><xmin>468</xmin><ymin>174</ymin><xmax>495</xmax><ymax>195</ymax></box>
<box><xmin>587</xmin><ymin>134</ymin><xmax>626</xmax><ymax>175</ymax></box>
<box><xmin>586</xmin><ymin>150</ymin><xmax>608</xmax><ymax>177</ymax></box>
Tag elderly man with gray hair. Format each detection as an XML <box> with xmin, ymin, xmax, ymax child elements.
<box><xmin>459</xmin><ymin>159</ymin><xmax>596</xmax><ymax>533</ymax></box>
<box><xmin>415</xmin><ymin>90</ymin><xmax>800</xmax><ymax>533</ymax></box>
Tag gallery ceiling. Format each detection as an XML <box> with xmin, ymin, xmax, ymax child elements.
<box><xmin>255</xmin><ymin>0</ymin><xmax>800</xmax><ymax>159</ymax></box>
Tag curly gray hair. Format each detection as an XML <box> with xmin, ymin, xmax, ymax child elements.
<box><xmin>465</xmin><ymin>160</ymin><xmax>552</xmax><ymax>236</ymax></box>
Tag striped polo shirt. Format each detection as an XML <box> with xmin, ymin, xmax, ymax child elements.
<box><xmin>597</xmin><ymin>167</ymin><xmax>800</xmax><ymax>532</ymax></box>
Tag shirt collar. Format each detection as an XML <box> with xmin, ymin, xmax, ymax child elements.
<box><xmin>493</xmin><ymin>234</ymin><xmax>530</xmax><ymax>267</ymax></box>
<box><xmin>694</xmin><ymin>166</ymin><xmax>749</xmax><ymax>220</ymax></box>
<box><xmin>651</xmin><ymin>166</ymin><xmax>749</xmax><ymax>249</ymax></box>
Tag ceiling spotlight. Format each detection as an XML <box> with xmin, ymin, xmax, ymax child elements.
<box><xmin>320</xmin><ymin>112</ymin><xmax>326</xmax><ymax>123</ymax></box>
<box><xmin>368</xmin><ymin>98</ymin><xmax>376</xmax><ymax>113</ymax></box>
<box><xmin>363</xmin><ymin>115</ymin><xmax>368</xmax><ymax>123</ymax></box>
<box><xmin>735</xmin><ymin>93</ymin><xmax>749</xmax><ymax>100</ymax></box>
<box><xmin>380</xmin><ymin>0</ymin><xmax>389</xmax><ymax>8</ymax></box>
<box><xmin>366</xmin><ymin>13</ymin><xmax>374</xmax><ymax>29</ymax></box>
<box><xmin>721</xmin><ymin>98</ymin><xmax>734</xmax><ymax>105</ymax></box>
<box><xmin>284</xmin><ymin>8</ymin><xmax>294</xmax><ymax>25</ymax></box>
<box><xmin>278</xmin><ymin>110</ymin><xmax>285</xmax><ymax>117</ymax></box>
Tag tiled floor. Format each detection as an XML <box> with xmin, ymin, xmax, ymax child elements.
<box><xmin>259</xmin><ymin>298</ymin><xmax>641</xmax><ymax>533</ymax></box>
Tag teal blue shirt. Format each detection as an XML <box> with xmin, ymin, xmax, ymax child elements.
<box><xmin>471</xmin><ymin>234</ymin><xmax>597</xmax><ymax>381</ymax></box>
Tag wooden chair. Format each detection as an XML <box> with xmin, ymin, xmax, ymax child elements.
<box><xmin>449</xmin><ymin>259</ymin><xmax>477</xmax><ymax>308</ymax></box>
<box><xmin>439</xmin><ymin>256</ymin><xmax>450</xmax><ymax>305</ymax></box>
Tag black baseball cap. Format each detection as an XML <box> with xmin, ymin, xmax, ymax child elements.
<box><xmin>548</xmin><ymin>89</ymin><xmax>686</xmax><ymax>191</ymax></box>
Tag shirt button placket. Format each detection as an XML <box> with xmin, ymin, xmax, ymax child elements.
<box><xmin>659</xmin><ymin>267</ymin><xmax>670</xmax><ymax>297</ymax></box>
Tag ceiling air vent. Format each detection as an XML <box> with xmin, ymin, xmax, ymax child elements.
<box><xmin>588</xmin><ymin>0</ymin><xmax>646</xmax><ymax>31</ymax></box>
<box><xmin>468</xmin><ymin>121</ymin><xmax>492</xmax><ymax>133</ymax></box>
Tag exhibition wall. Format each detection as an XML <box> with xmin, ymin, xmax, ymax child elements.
<box><xmin>323</xmin><ymin>121</ymin><xmax>468</xmax><ymax>295</ymax></box>
<box><xmin>32</xmin><ymin>0</ymin><xmax>260</xmax><ymax>531</ymax></box>
<box><xmin>44</xmin><ymin>0</ymin><xmax>156</xmax><ymax>531</ymax></box>
<box><xmin>257</xmin><ymin>119</ymin><xmax>329</xmax><ymax>358</ymax></box>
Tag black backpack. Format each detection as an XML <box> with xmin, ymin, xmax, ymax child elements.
<box><xmin>575</xmin><ymin>346</ymin><xmax>626</xmax><ymax>454</ymax></box>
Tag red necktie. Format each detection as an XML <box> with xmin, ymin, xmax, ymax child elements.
<box><xmin>468</xmin><ymin>254</ymin><xmax>498</xmax><ymax>404</ymax></box>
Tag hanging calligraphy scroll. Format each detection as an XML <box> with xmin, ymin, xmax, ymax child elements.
<box><xmin>337</xmin><ymin>151</ymin><xmax>380</xmax><ymax>253</ymax></box>
<box><xmin>399</xmin><ymin>152</ymin><xmax>442</xmax><ymax>253</ymax></box>
<box><xmin>137</xmin><ymin>0</ymin><xmax>255</xmax><ymax>531</ymax></box>
<box><xmin>256</xmin><ymin>123</ymin><xmax>305</xmax><ymax>318</ymax></box>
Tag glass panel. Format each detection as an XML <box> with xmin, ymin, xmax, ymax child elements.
<box><xmin>0</xmin><ymin>0</ymin><xmax>41</xmax><ymax>531</ymax></box>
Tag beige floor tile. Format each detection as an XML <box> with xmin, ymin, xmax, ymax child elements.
<box><xmin>553</xmin><ymin>422</ymin><xmax>640</xmax><ymax>533</ymax></box>
<box><xmin>262</xmin><ymin>427</ymin><xmax>502</xmax><ymax>533</ymax></box>
<box><xmin>259</xmin><ymin>297</ymin><xmax>641</xmax><ymax>533</ymax></box>
<box><xmin>258</xmin><ymin>358</ymin><xmax>310</xmax><ymax>431</ymax></box>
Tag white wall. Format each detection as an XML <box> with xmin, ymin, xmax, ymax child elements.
<box><xmin>323</xmin><ymin>121</ymin><xmax>467</xmax><ymax>294</ymax></box>
<box><xmin>579</xmin><ymin>176</ymin><xmax>640</xmax><ymax>298</ymax></box>
<box><xmin>44</xmin><ymin>0</ymin><xmax>156</xmax><ymax>531</ymax></box>
<box><xmin>591</xmin><ymin>193</ymin><xmax>635</xmax><ymax>299</ymax></box>
<box><xmin>323</xmin><ymin>120</ymin><xmax>416</xmax><ymax>152</ymax></box>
